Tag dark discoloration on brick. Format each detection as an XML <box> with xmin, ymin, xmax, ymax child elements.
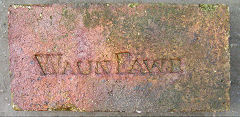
<box><xmin>8</xmin><ymin>3</ymin><xmax>230</xmax><ymax>112</ymax></box>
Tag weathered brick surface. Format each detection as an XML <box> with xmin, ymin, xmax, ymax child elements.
<box><xmin>8</xmin><ymin>3</ymin><xmax>230</xmax><ymax>112</ymax></box>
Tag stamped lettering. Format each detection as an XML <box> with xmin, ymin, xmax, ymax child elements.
<box><xmin>35</xmin><ymin>52</ymin><xmax>183</xmax><ymax>76</ymax></box>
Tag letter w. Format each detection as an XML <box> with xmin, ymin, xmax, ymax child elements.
<box><xmin>35</xmin><ymin>54</ymin><xmax>62</xmax><ymax>75</ymax></box>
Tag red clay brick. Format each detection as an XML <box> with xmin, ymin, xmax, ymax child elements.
<box><xmin>8</xmin><ymin>3</ymin><xmax>230</xmax><ymax>112</ymax></box>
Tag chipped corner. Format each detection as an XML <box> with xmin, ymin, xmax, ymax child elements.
<box><xmin>9</xmin><ymin>4</ymin><xmax>32</xmax><ymax>10</ymax></box>
<box><xmin>11</xmin><ymin>92</ymin><xmax>23</xmax><ymax>111</ymax></box>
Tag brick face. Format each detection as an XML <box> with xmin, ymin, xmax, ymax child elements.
<box><xmin>9</xmin><ymin>3</ymin><xmax>230</xmax><ymax>112</ymax></box>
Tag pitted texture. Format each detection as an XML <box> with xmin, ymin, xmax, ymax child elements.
<box><xmin>8</xmin><ymin>3</ymin><xmax>230</xmax><ymax>112</ymax></box>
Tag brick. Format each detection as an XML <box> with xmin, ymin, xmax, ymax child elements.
<box><xmin>8</xmin><ymin>3</ymin><xmax>230</xmax><ymax>112</ymax></box>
